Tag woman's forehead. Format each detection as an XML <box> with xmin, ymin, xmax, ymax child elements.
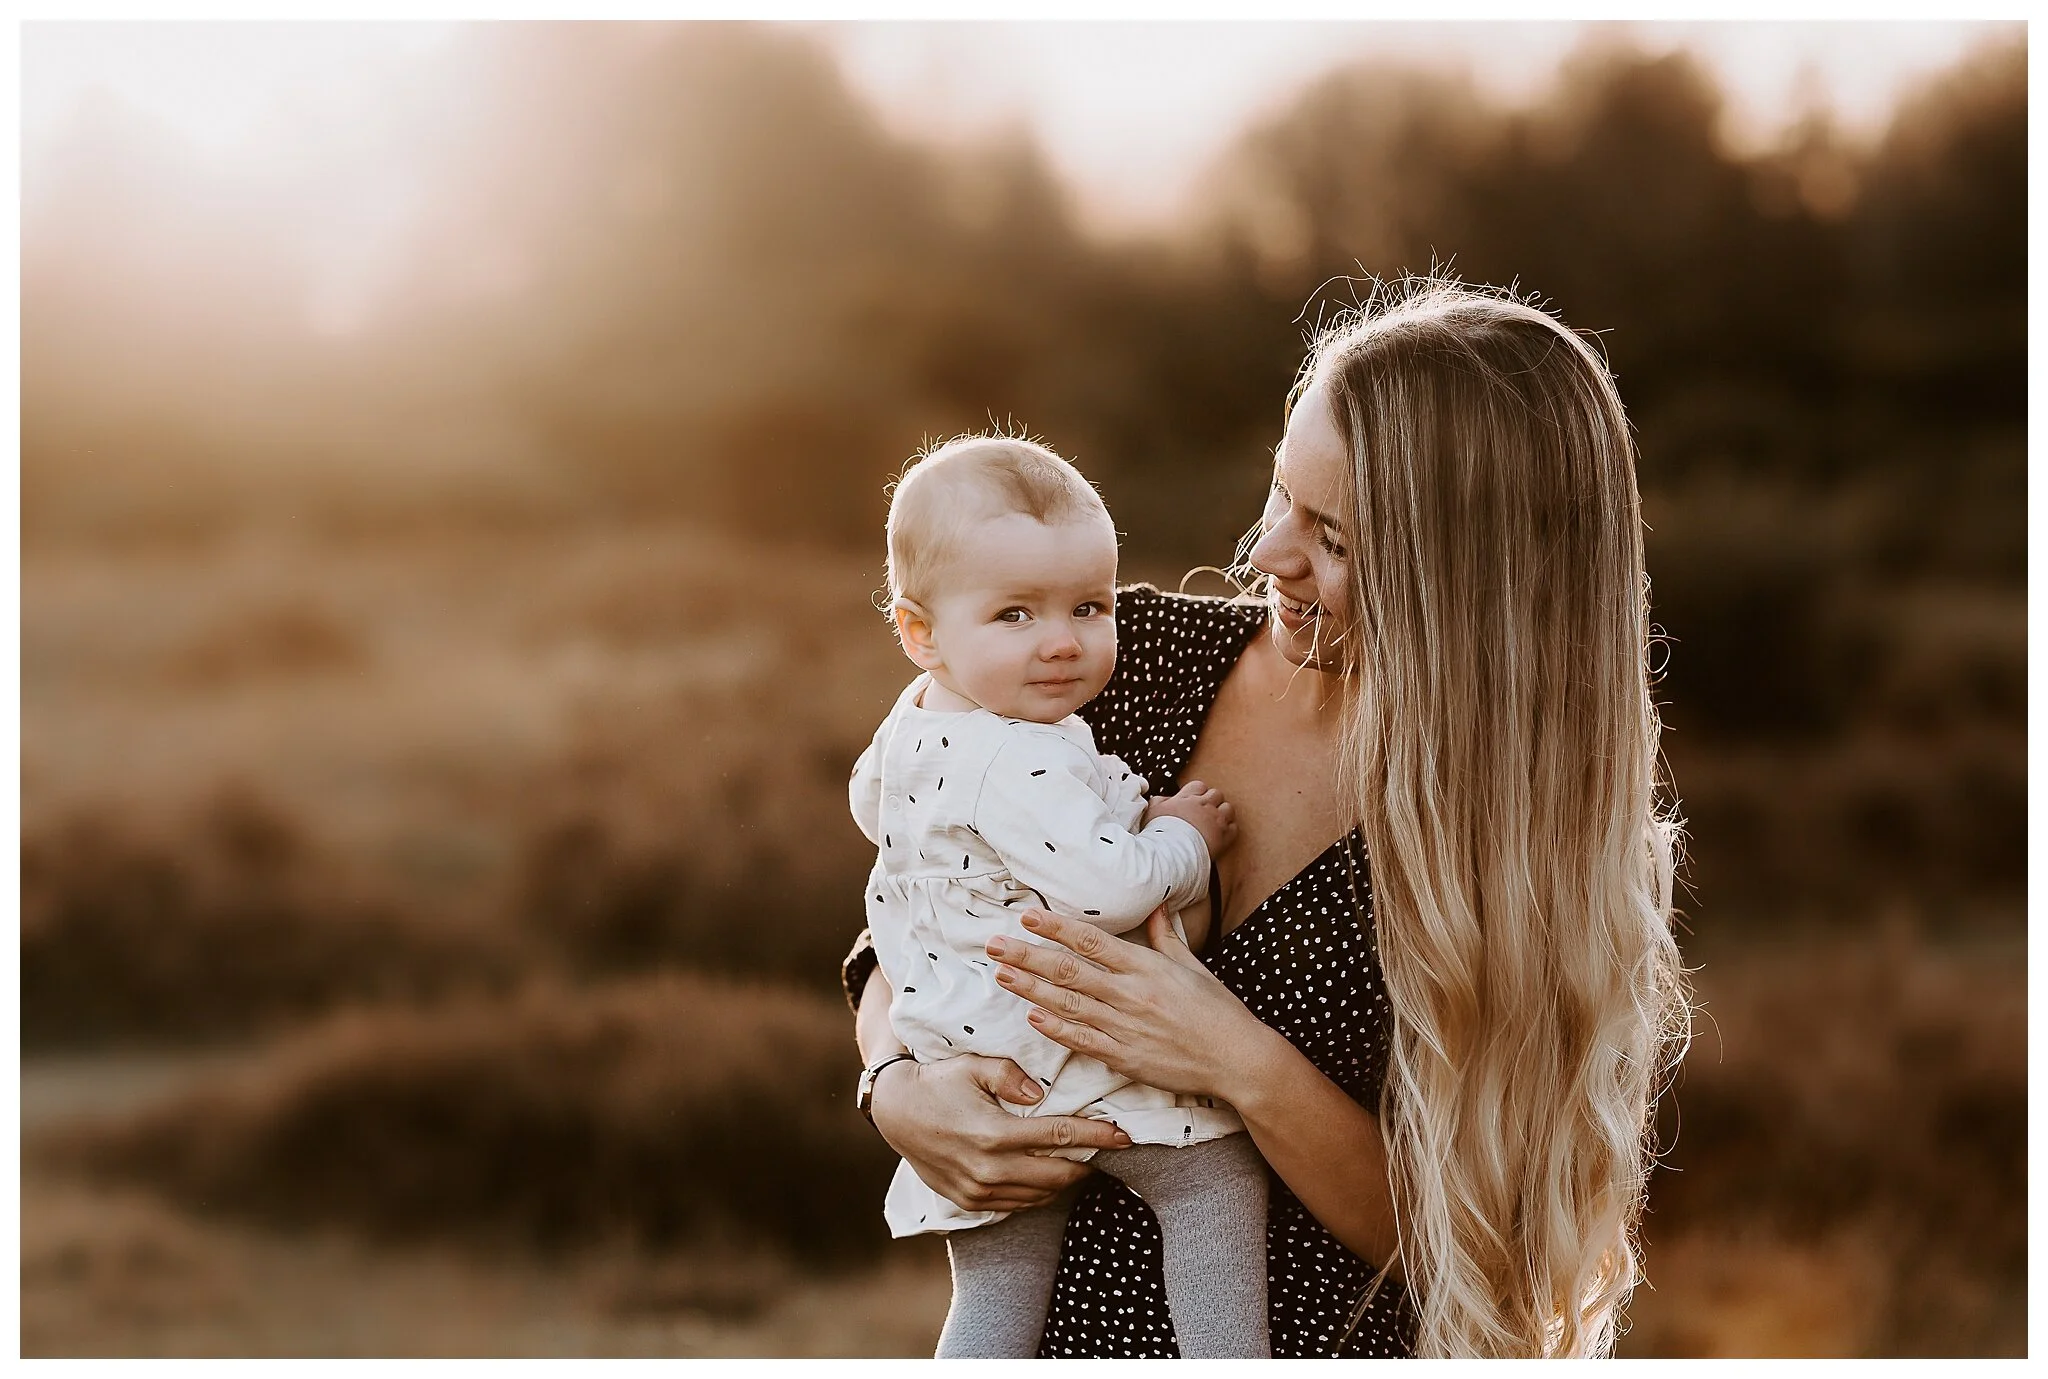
<box><xmin>1278</xmin><ymin>380</ymin><xmax>1349</xmax><ymax>513</ymax></box>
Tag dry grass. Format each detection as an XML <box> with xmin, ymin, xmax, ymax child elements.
<box><xmin>1619</xmin><ymin>919</ymin><xmax>2026</xmax><ymax>1357</ymax></box>
<box><xmin>1621</xmin><ymin>1226</ymin><xmax>1890</xmax><ymax>1358</ymax></box>
<box><xmin>21</xmin><ymin>519</ymin><xmax>905</xmax><ymax>861</ymax></box>
<box><xmin>22</xmin><ymin>1172</ymin><xmax>950</xmax><ymax>1357</ymax></box>
<box><xmin>30</xmin><ymin>920</ymin><xmax>2023</xmax><ymax>1357</ymax></box>
<box><xmin>41</xmin><ymin>972</ymin><xmax>898</xmax><ymax>1262</ymax></box>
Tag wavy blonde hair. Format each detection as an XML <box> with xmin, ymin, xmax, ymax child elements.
<box><xmin>1253</xmin><ymin>279</ymin><xmax>1690</xmax><ymax>1356</ymax></box>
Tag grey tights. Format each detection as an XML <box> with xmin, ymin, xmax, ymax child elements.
<box><xmin>934</xmin><ymin>1135</ymin><xmax>1270</xmax><ymax>1358</ymax></box>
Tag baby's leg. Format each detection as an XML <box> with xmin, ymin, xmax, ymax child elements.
<box><xmin>1097</xmin><ymin>1137</ymin><xmax>1270</xmax><ymax>1358</ymax></box>
<box><xmin>934</xmin><ymin>1194</ymin><xmax>1074</xmax><ymax>1358</ymax></box>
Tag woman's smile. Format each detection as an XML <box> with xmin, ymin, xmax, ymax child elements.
<box><xmin>1271</xmin><ymin>590</ymin><xmax>1320</xmax><ymax>630</ymax></box>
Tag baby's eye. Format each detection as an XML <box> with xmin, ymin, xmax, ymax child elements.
<box><xmin>996</xmin><ymin>607</ymin><xmax>1030</xmax><ymax>624</ymax></box>
<box><xmin>1073</xmin><ymin>601</ymin><xmax>1110</xmax><ymax>619</ymax></box>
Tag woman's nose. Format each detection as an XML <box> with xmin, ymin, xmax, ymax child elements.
<box><xmin>1246</xmin><ymin>521</ymin><xmax>1307</xmax><ymax>580</ymax></box>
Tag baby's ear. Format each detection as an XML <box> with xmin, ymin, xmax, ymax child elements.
<box><xmin>892</xmin><ymin>599</ymin><xmax>943</xmax><ymax>671</ymax></box>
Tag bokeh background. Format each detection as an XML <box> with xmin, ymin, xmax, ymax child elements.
<box><xmin>19</xmin><ymin>20</ymin><xmax>2025</xmax><ymax>1357</ymax></box>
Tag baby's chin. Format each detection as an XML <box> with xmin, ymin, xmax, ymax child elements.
<box><xmin>993</xmin><ymin>680</ymin><xmax>1098</xmax><ymax>724</ymax></box>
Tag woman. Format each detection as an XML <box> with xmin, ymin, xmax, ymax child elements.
<box><xmin>845</xmin><ymin>278</ymin><xmax>1690</xmax><ymax>1358</ymax></box>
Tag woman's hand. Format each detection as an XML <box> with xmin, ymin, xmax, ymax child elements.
<box><xmin>989</xmin><ymin>907</ymin><xmax>1281</xmax><ymax>1102</ymax></box>
<box><xmin>867</xmin><ymin>1053</ymin><xmax>1133</xmax><ymax>1216</ymax></box>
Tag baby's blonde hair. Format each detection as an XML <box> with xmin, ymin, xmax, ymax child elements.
<box><xmin>885</xmin><ymin>434</ymin><xmax>1111</xmax><ymax>607</ymax></box>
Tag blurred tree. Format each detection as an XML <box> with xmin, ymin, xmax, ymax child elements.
<box><xmin>1846</xmin><ymin>38</ymin><xmax>2026</xmax><ymax>420</ymax></box>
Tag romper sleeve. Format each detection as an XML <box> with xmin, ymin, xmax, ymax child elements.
<box><xmin>848</xmin><ymin>733</ymin><xmax>883</xmax><ymax>846</ymax></box>
<box><xmin>973</xmin><ymin>733</ymin><xmax>1209</xmax><ymax>933</ymax></box>
<box><xmin>843</xmin><ymin>730</ymin><xmax>886</xmax><ymax>1011</ymax></box>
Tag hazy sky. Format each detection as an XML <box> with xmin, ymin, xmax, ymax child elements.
<box><xmin>21</xmin><ymin>18</ymin><xmax>2009</xmax><ymax>335</ymax></box>
<box><xmin>23</xmin><ymin>20</ymin><xmax>2009</xmax><ymax>231</ymax></box>
<box><xmin>824</xmin><ymin>21</ymin><xmax>2007</xmax><ymax>227</ymax></box>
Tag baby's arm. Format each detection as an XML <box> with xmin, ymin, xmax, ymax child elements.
<box><xmin>1142</xmin><ymin>782</ymin><xmax>1237</xmax><ymax>953</ymax></box>
<box><xmin>974</xmin><ymin>738</ymin><xmax>1210</xmax><ymax>933</ymax></box>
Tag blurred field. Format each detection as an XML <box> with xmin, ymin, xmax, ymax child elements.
<box><xmin>21</xmin><ymin>21</ymin><xmax>2025</xmax><ymax>1359</ymax></box>
<box><xmin>22</xmin><ymin>516</ymin><xmax>2023</xmax><ymax>1357</ymax></box>
<box><xmin>25</xmin><ymin>1109</ymin><xmax>950</xmax><ymax>1358</ymax></box>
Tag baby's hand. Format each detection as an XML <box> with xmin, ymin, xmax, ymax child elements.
<box><xmin>1144</xmin><ymin>779</ymin><xmax>1238</xmax><ymax>858</ymax></box>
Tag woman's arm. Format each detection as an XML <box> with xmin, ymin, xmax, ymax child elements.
<box><xmin>989</xmin><ymin>908</ymin><xmax>1401</xmax><ymax>1270</ymax></box>
<box><xmin>853</xmin><ymin>964</ymin><xmax>1133</xmax><ymax>1216</ymax></box>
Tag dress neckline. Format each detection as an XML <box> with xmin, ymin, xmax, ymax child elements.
<box><xmin>1156</xmin><ymin>594</ymin><xmax>1359</xmax><ymax>945</ymax></box>
<box><xmin>1214</xmin><ymin>829</ymin><xmax>1364</xmax><ymax>957</ymax></box>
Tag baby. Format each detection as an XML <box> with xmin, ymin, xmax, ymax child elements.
<box><xmin>849</xmin><ymin>435</ymin><xmax>1269</xmax><ymax>1358</ymax></box>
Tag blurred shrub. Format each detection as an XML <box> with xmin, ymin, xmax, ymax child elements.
<box><xmin>508</xmin><ymin>667</ymin><xmax>884</xmax><ymax>993</ymax></box>
<box><xmin>1648</xmin><ymin>922</ymin><xmax>2025</xmax><ymax>1353</ymax></box>
<box><xmin>514</xmin><ymin>814</ymin><xmax>853</xmax><ymax>985</ymax></box>
<box><xmin>512</xmin><ymin>807</ymin><xmax>873</xmax><ymax>993</ymax></box>
<box><xmin>1670</xmin><ymin>731</ymin><xmax>2024</xmax><ymax>919</ymax></box>
<box><xmin>21</xmin><ymin>792</ymin><xmax>523</xmax><ymax>1049</ymax></box>
<box><xmin>160</xmin><ymin>599</ymin><xmax>370</xmax><ymax>689</ymax></box>
<box><xmin>51</xmin><ymin>973</ymin><xmax>896</xmax><ymax>1262</ymax></box>
<box><xmin>1645</xmin><ymin>476</ymin><xmax>1887</xmax><ymax>743</ymax></box>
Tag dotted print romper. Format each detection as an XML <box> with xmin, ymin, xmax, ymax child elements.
<box><xmin>846</xmin><ymin>586</ymin><xmax>1417</xmax><ymax>1357</ymax></box>
<box><xmin>849</xmin><ymin>671</ymin><xmax>1246</xmax><ymax>1239</ymax></box>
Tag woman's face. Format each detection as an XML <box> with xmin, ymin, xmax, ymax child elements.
<box><xmin>1248</xmin><ymin>374</ymin><xmax>1356</xmax><ymax>672</ymax></box>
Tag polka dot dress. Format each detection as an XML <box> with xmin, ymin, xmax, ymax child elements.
<box><xmin>1030</xmin><ymin>586</ymin><xmax>1417</xmax><ymax>1358</ymax></box>
<box><xmin>840</xmin><ymin>585</ymin><xmax>1418</xmax><ymax>1356</ymax></box>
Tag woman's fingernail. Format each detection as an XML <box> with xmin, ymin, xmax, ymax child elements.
<box><xmin>987</xmin><ymin>937</ymin><xmax>1008</xmax><ymax>956</ymax></box>
<box><xmin>1020</xmin><ymin>1081</ymin><xmax>1042</xmax><ymax>1101</ymax></box>
<box><xmin>1021</xmin><ymin>913</ymin><xmax>1043</xmax><ymax>930</ymax></box>
<box><xmin>1027</xmin><ymin>1009</ymin><xmax>1047</xmax><ymax>1026</ymax></box>
<box><xmin>995</xmin><ymin>967</ymin><xmax>1016</xmax><ymax>987</ymax></box>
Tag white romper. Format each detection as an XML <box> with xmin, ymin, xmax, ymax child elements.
<box><xmin>851</xmin><ymin>673</ymin><xmax>1246</xmax><ymax>1237</ymax></box>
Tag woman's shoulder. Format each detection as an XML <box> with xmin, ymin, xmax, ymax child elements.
<box><xmin>1114</xmin><ymin>582</ymin><xmax>1266</xmax><ymax>670</ymax></box>
<box><xmin>1082</xmin><ymin>583</ymin><xmax>1265</xmax><ymax>770</ymax></box>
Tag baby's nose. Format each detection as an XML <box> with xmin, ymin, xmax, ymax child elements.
<box><xmin>1043</xmin><ymin>625</ymin><xmax>1082</xmax><ymax>657</ymax></box>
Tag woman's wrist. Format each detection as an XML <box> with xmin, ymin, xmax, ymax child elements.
<box><xmin>865</xmin><ymin>1054</ymin><xmax>919</xmax><ymax>1136</ymax></box>
<box><xmin>1213</xmin><ymin>1015</ymin><xmax>1304</xmax><ymax>1119</ymax></box>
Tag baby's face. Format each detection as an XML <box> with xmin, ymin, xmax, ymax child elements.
<box><xmin>918</xmin><ymin>512</ymin><xmax>1119</xmax><ymax>723</ymax></box>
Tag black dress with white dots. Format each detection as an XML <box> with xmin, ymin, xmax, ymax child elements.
<box><xmin>845</xmin><ymin>585</ymin><xmax>1417</xmax><ymax>1357</ymax></box>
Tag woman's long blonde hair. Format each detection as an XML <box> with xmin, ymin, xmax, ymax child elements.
<box><xmin>1267</xmin><ymin>279</ymin><xmax>1690</xmax><ymax>1356</ymax></box>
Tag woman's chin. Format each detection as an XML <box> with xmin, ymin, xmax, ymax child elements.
<box><xmin>1268</xmin><ymin>616</ymin><xmax>1349</xmax><ymax>675</ymax></box>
